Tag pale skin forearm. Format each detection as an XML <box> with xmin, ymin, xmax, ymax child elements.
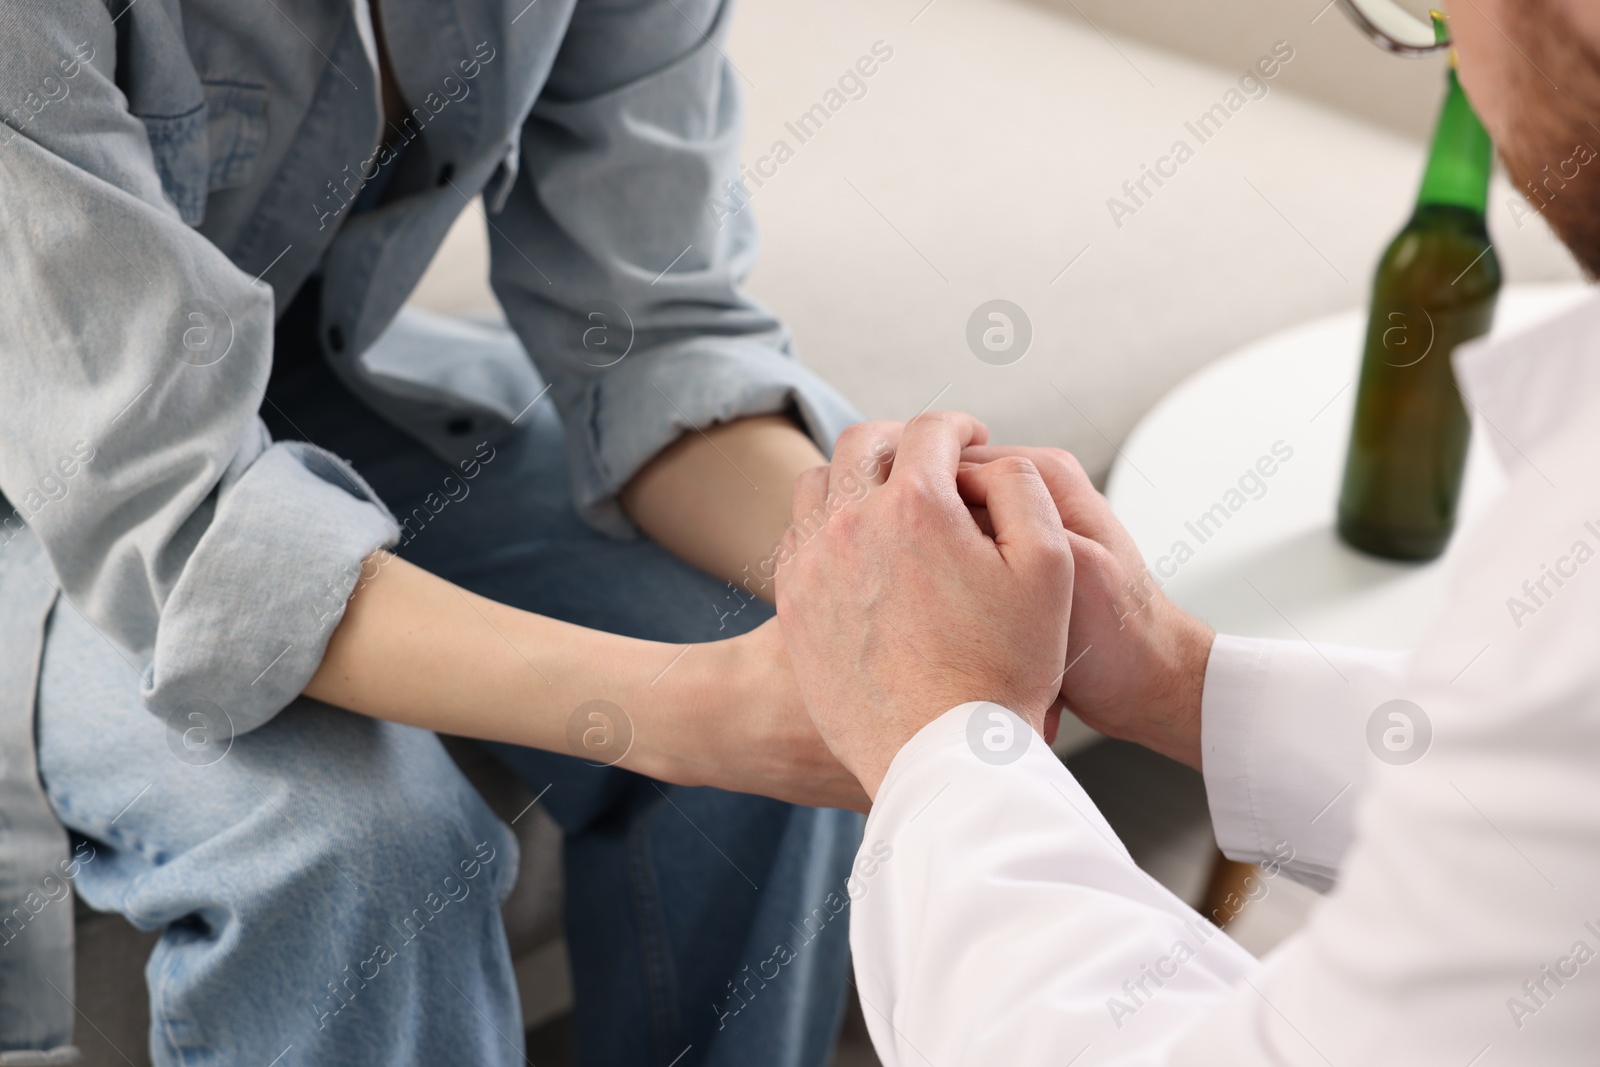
<box><xmin>303</xmin><ymin>415</ymin><xmax>839</xmax><ymax>796</ymax></box>
<box><xmin>618</xmin><ymin>413</ymin><xmax>825</xmax><ymax>604</ymax></box>
<box><xmin>303</xmin><ymin>554</ymin><xmax>683</xmax><ymax>770</ymax></box>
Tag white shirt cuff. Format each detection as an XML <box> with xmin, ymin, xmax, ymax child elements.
<box><xmin>1200</xmin><ymin>634</ymin><xmax>1409</xmax><ymax>892</ymax></box>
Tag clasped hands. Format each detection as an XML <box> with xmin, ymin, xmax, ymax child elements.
<box><xmin>752</xmin><ymin>411</ymin><xmax>1215</xmax><ymax>808</ymax></box>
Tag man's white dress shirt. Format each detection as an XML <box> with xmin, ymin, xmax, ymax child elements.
<box><xmin>851</xmin><ymin>293</ymin><xmax>1600</xmax><ymax>1065</ymax></box>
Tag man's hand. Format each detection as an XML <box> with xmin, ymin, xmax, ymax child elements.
<box><xmin>774</xmin><ymin>413</ymin><xmax>1074</xmax><ymax>799</ymax></box>
<box><xmin>961</xmin><ymin>446</ymin><xmax>1214</xmax><ymax>770</ymax></box>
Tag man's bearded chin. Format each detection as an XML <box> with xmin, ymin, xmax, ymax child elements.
<box><xmin>1495</xmin><ymin>6</ymin><xmax>1600</xmax><ymax>278</ymax></box>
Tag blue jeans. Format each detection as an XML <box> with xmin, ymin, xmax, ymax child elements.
<box><xmin>35</xmin><ymin>291</ymin><xmax>859</xmax><ymax>1065</ymax></box>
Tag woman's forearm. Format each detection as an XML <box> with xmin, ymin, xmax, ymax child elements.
<box><xmin>303</xmin><ymin>552</ymin><xmax>868</xmax><ymax>809</ymax></box>
<box><xmin>305</xmin><ymin>413</ymin><xmax>823</xmax><ymax>750</ymax></box>
<box><xmin>300</xmin><ymin>414</ymin><xmax>870</xmax><ymax>810</ymax></box>
<box><xmin>305</xmin><ymin>553</ymin><xmax>692</xmax><ymax>777</ymax></box>
<box><xmin>619</xmin><ymin>413</ymin><xmax>826</xmax><ymax>604</ymax></box>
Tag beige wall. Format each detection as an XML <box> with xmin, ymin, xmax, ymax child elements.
<box><xmin>1026</xmin><ymin>0</ymin><xmax>1451</xmax><ymax>141</ymax></box>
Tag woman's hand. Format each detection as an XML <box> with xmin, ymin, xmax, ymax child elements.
<box><xmin>635</xmin><ymin>619</ymin><xmax>871</xmax><ymax>813</ymax></box>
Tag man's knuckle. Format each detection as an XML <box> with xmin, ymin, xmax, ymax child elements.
<box><xmin>830</xmin><ymin>502</ymin><xmax>866</xmax><ymax>537</ymax></box>
<box><xmin>1032</xmin><ymin>540</ymin><xmax>1074</xmax><ymax>587</ymax></box>
<box><xmin>835</xmin><ymin>423</ymin><xmax>867</xmax><ymax>451</ymax></box>
<box><xmin>996</xmin><ymin>455</ymin><xmax>1039</xmax><ymax>479</ymax></box>
<box><xmin>912</xmin><ymin>410</ymin><xmax>965</xmax><ymax>435</ymax></box>
<box><xmin>1074</xmin><ymin>539</ymin><xmax>1114</xmax><ymax>572</ymax></box>
<box><xmin>1040</xmin><ymin>448</ymin><xmax>1085</xmax><ymax>480</ymax></box>
<box><xmin>895</xmin><ymin>473</ymin><xmax>941</xmax><ymax>505</ymax></box>
<box><xmin>791</xmin><ymin>466</ymin><xmax>825</xmax><ymax>503</ymax></box>
<box><xmin>841</xmin><ymin>420</ymin><xmax>893</xmax><ymax>450</ymax></box>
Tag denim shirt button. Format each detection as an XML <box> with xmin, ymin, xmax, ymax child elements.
<box><xmin>436</xmin><ymin>163</ymin><xmax>455</xmax><ymax>187</ymax></box>
<box><xmin>328</xmin><ymin>326</ymin><xmax>346</xmax><ymax>353</ymax></box>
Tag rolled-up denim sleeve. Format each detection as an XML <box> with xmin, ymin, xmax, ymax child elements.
<box><xmin>487</xmin><ymin>0</ymin><xmax>861</xmax><ymax>537</ymax></box>
<box><xmin>0</xmin><ymin>3</ymin><xmax>397</xmax><ymax>734</ymax></box>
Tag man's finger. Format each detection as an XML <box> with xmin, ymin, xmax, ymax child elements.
<box><xmin>959</xmin><ymin>461</ymin><xmax>994</xmax><ymax>535</ymax></box>
<box><xmin>787</xmin><ymin>463</ymin><xmax>838</xmax><ymax>556</ymax></box>
<box><xmin>888</xmin><ymin>411</ymin><xmax>989</xmax><ymax>494</ymax></box>
<box><xmin>828</xmin><ymin>419</ymin><xmax>905</xmax><ymax>504</ymax></box>
<box><xmin>1043</xmin><ymin>696</ymin><xmax>1064</xmax><ymax>746</ymax></box>
<box><xmin>955</xmin><ymin>457</ymin><xmax>1065</xmax><ymax>560</ymax></box>
<box><xmin>961</xmin><ymin>445</ymin><xmax>1107</xmax><ymax>535</ymax></box>
<box><xmin>793</xmin><ymin>463</ymin><xmax>832</xmax><ymax>521</ymax></box>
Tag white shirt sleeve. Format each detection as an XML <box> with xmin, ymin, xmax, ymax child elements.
<box><xmin>1199</xmin><ymin>635</ymin><xmax>1410</xmax><ymax>892</ymax></box>
<box><xmin>853</xmin><ymin>672</ymin><xmax>1600</xmax><ymax>1066</ymax></box>
<box><xmin>851</xmin><ymin>302</ymin><xmax>1600</xmax><ymax>1066</ymax></box>
<box><xmin>851</xmin><ymin>703</ymin><xmax>1261</xmax><ymax>1067</ymax></box>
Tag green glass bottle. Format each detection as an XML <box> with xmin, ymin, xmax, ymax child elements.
<box><xmin>1336</xmin><ymin>58</ymin><xmax>1500</xmax><ymax>562</ymax></box>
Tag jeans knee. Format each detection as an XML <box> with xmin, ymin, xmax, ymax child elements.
<box><xmin>336</xmin><ymin>771</ymin><xmax>517</xmax><ymax>920</ymax></box>
<box><xmin>368</xmin><ymin>832</ymin><xmax>516</xmax><ymax>950</ymax></box>
<box><xmin>248</xmin><ymin>715</ymin><xmax>519</xmax><ymax>924</ymax></box>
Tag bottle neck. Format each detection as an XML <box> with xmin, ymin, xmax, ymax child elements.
<box><xmin>1415</xmin><ymin>67</ymin><xmax>1494</xmax><ymax>215</ymax></box>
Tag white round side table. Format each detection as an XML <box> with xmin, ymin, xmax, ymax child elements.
<box><xmin>1103</xmin><ymin>283</ymin><xmax>1592</xmax><ymax>650</ymax></box>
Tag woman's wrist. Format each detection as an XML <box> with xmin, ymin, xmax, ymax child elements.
<box><xmin>606</xmin><ymin>630</ymin><xmax>746</xmax><ymax>787</ymax></box>
<box><xmin>619</xmin><ymin>622</ymin><xmax>871</xmax><ymax>811</ymax></box>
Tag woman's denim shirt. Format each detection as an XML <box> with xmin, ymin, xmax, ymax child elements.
<box><xmin>0</xmin><ymin>0</ymin><xmax>856</xmax><ymax>1052</ymax></box>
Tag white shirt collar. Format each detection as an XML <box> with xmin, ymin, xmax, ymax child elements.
<box><xmin>1453</xmin><ymin>287</ymin><xmax>1600</xmax><ymax>473</ymax></box>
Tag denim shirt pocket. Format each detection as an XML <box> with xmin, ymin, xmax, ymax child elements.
<box><xmin>136</xmin><ymin>98</ymin><xmax>208</xmax><ymax>225</ymax></box>
<box><xmin>204</xmin><ymin>82</ymin><xmax>268</xmax><ymax>192</ymax></box>
<box><xmin>136</xmin><ymin>81</ymin><xmax>267</xmax><ymax>226</ymax></box>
